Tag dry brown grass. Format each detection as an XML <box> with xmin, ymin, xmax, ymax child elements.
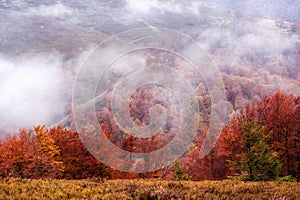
<box><xmin>0</xmin><ymin>178</ymin><xmax>299</xmax><ymax>199</ymax></box>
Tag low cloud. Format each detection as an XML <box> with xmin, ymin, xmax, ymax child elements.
<box><xmin>26</xmin><ymin>2</ymin><xmax>74</xmax><ymax>18</ymax></box>
<box><xmin>198</xmin><ymin>19</ymin><xmax>294</xmax><ymax>58</ymax></box>
<box><xmin>0</xmin><ymin>54</ymin><xmax>66</xmax><ymax>131</ymax></box>
<box><xmin>124</xmin><ymin>0</ymin><xmax>212</xmax><ymax>17</ymax></box>
<box><xmin>125</xmin><ymin>0</ymin><xmax>183</xmax><ymax>15</ymax></box>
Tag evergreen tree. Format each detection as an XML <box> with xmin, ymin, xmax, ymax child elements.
<box><xmin>173</xmin><ymin>160</ymin><xmax>189</xmax><ymax>181</ymax></box>
<box><xmin>233</xmin><ymin>120</ymin><xmax>281</xmax><ymax>181</ymax></box>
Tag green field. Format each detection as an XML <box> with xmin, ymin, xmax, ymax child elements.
<box><xmin>0</xmin><ymin>178</ymin><xmax>299</xmax><ymax>199</ymax></box>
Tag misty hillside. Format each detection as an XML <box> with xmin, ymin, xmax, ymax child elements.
<box><xmin>0</xmin><ymin>0</ymin><xmax>299</xmax><ymax>130</ymax></box>
<box><xmin>0</xmin><ymin>0</ymin><xmax>299</xmax><ymax>183</ymax></box>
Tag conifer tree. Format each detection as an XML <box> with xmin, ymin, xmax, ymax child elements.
<box><xmin>173</xmin><ymin>160</ymin><xmax>189</xmax><ymax>181</ymax></box>
<box><xmin>233</xmin><ymin>120</ymin><xmax>281</xmax><ymax>181</ymax></box>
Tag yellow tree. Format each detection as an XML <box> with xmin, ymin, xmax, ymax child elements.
<box><xmin>32</xmin><ymin>126</ymin><xmax>64</xmax><ymax>178</ymax></box>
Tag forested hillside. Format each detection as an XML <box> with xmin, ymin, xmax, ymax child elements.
<box><xmin>0</xmin><ymin>0</ymin><xmax>299</xmax><ymax>182</ymax></box>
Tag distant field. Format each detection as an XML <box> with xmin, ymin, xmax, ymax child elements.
<box><xmin>0</xmin><ymin>179</ymin><xmax>299</xmax><ymax>199</ymax></box>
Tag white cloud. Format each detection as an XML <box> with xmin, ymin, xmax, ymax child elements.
<box><xmin>125</xmin><ymin>0</ymin><xmax>188</xmax><ymax>16</ymax></box>
<box><xmin>0</xmin><ymin>54</ymin><xmax>66</xmax><ymax>130</ymax></box>
<box><xmin>27</xmin><ymin>2</ymin><xmax>74</xmax><ymax>18</ymax></box>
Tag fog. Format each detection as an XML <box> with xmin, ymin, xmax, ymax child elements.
<box><xmin>126</xmin><ymin>0</ymin><xmax>185</xmax><ymax>15</ymax></box>
<box><xmin>124</xmin><ymin>0</ymin><xmax>300</xmax><ymax>21</ymax></box>
<box><xmin>0</xmin><ymin>0</ymin><xmax>299</xmax><ymax>133</ymax></box>
<box><xmin>0</xmin><ymin>54</ymin><xmax>66</xmax><ymax>131</ymax></box>
<box><xmin>26</xmin><ymin>1</ymin><xmax>74</xmax><ymax>18</ymax></box>
<box><xmin>197</xmin><ymin>0</ymin><xmax>300</xmax><ymax>20</ymax></box>
<box><xmin>198</xmin><ymin>20</ymin><xmax>294</xmax><ymax>56</ymax></box>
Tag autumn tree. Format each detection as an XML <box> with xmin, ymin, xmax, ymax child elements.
<box><xmin>0</xmin><ymin>130</ymin><xmax>30</xmax><ymax>178</ymax></box>
<box><xmin>29</xmin><ymin>126</ymin><xmax>65</xmax><ymax>178</ymax></box>
<box><xmin>48</xmin><ymin>126</ymin><xmax>109</xmax><ymax>179</ymax></box>
<box><xmin>0</xmin><ymin>126</ymin><xmax>110</xmax><ymax>179</ymax></box>
<box><xmin>181</xmin><ymin>128</ymin><xmax>232</xmax><ymax>181</ymax></box>
<box><xmin>0</xmin><ymin>127</ymin><xmax>64</xmax><ymax>178</ymax></box>
<box><xmin>195</xmin><ymin>91</ymin><xmax>300</xmax><ymax>181</ymax></box>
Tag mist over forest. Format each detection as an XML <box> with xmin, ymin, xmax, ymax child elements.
<box><xmin>0</xmin><ymin>0</ymin><xmax>299</xmax><ymax>183</ymax></box>
<box><xmin>0</xmin><ymin>0</ymin><xmax>298</xmax><ymax>131</ymax></box>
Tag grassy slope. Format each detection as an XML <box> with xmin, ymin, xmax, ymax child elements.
<box><xmin>0</xmin><ymin>179</ymin><xmax>299</xmax><ymax>199</ymax></box>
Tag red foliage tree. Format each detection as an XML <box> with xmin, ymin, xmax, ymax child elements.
<box><xmin>0</xmin><ymin>126</ymin><xmax>109</xmax><ymax>179</ymax></box>
<box><xmin>183</xmin><ymin>91</ymin><xmax>299</xmax><ymax>181</ymax></box>
<box><xmin>48</xmin><ymin>126</ymin><xmax>109</xmax><ymax>179</ymax></box>
<box><xmin>0</xmin><ymin>127</ymin><xmax>64</xmax><ymax>178</ymax></box>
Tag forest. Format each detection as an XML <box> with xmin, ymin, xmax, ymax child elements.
<box><xmin>0</xmin><ymin>0</ymin><xmax>299</xmax><ymax>199</ymax></box>
<box><xmin>0</xmin><ymin>91</ymin><xmax>299</xmax><ymax>182</ymax></box>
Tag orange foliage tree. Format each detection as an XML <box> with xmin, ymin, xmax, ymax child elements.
<box><xmin>48</xmin><ymin>126</ymin><xmax>109</xmax><ymax>179</ymax></box>
<box><xmin>0</xmin><ymin>126</ymin><xmax>109</xmax><ymax>179</ymax></box>
<box><xmin>183</xmin><ymin>91</ymin><xmax>299</xmax><ymax>181</ymax></box>
<box><xmin>0</xmin><ymin>127</ymin><xmax>64</xmax><ymax>178</ymax></box>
